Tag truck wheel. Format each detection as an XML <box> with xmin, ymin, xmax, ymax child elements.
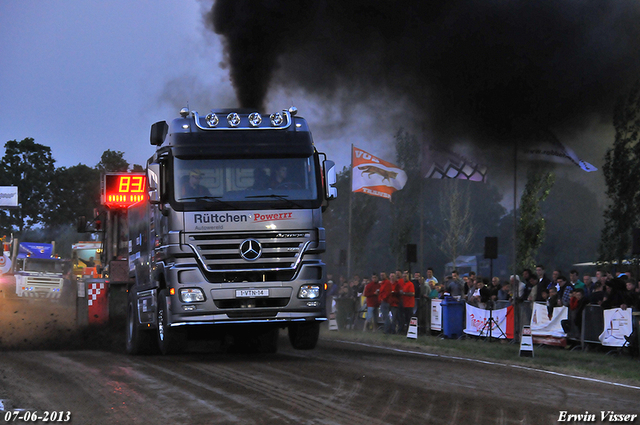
<box><xmin>157</xmin><ymin>289</ymin><xmax>187</xmax><ymax>355</ymax></box>
<box><xmin>288</xmin><ymin>322</ymin><xmax>320</xmax><ymax>350</ymax></box>
<box><xmin>126</xmin><ymin>296</ymin><xmax>155</xmax><ymax>355</ymax></box>
<box><xmin>257</xmin><ymin>327</ymin><xmax>279</xmax><ymax>354</ymax></box>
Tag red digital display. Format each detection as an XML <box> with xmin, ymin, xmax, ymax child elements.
<box><xmin>102</xmin><ymin>173</ymin><xmax>146</xmax><ymax>208</ymax></box>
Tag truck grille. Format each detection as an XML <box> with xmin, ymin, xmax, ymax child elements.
<box><xmin>24</xmin><ymin>276</ymin><xmax>63</xmax><ymax>286</ymax></box>
<box><xmin>184</xmin><ymin>231</ymin><xmax>313</xmax><ymax>281</ymax></box>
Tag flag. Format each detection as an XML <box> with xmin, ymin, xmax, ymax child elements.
<box><xmin>522</xmin><ymin>128</ymin><xmax>597</xmax><ymax>172</ymax></box>
<box><xmin>423</xmin><ymin>145</ymin><xmax>487</xmax><ymax>182</ymax></box>
<box><xmin>352</xmin><ymin>147</ymin><xmax>407</xmax><ymax>200</ymax></box>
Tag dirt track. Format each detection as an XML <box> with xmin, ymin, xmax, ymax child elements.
<box><xmin>0</xmin><ymin>299</ymin><xmax>638</xmax><ymax>424</ymax></box>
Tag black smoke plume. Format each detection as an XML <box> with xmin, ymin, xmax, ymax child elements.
<box><xmin>208</xmin><ymin>0</ymin><xmax>640</xmax><ymax>147</ymax></box>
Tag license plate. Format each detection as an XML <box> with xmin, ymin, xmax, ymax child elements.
<box><xmin>236</xmin><ymin>289</ymin><xmax>269</xmax><ymax>298</ymax></box>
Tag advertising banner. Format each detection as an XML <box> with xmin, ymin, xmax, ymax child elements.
<box><xmin>530</xmin><ymin>302</ymin><xmax>567</xmax><ymax>337</ymax></box>
<box><xmin>0</xmin><ymin>253</ymin><xmax>11</xmax><ymax>275</ymax></box>
<box><xmin>430</xmin><ymin>298</ymin><xmax>442</xmax><ymax>331</ymax></box>
<box><xmin>464</xmin><ymin>304</ymin><xmax>514</xmax><ymax>339</ymax></box>
<box><xmin>599</xmin><ymin>308</ymin><xmax>633</xmax><ymax>347</ymax></box>
<box><xmin>0</xmin><ymin>186</ymin><xmax>18</xmax><ymax>208</ymax></box>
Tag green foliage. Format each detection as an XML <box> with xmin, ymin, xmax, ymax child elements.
<box><xmin>600</xmin><ymin>82</ymin><xmax>640</xmax><ymax>263</ymax></box>
<box><xmin>516</xmin><ymin>170</ymin><xmax>555</xmax><ymax>272</ymax></box>
<box><xmin>46</xmin><ymin>164</ymin><xmax>101</xmax><ymax>228</ymax></box>
<box><xmin>0</xmin><ymin>141</ymin><xmax>139</xmax><ymax>238</ymax></box>
<box><xmin>324</xmin><ymin>165</ymin><xmax>381</xmax><ymax>276</ymax></box>
<box><xmin>96</xmin><ymin>149</ymin><xmax>129</xmax><ymax>173</ymax></box>
<box><xmin>438</xmin><ymin>179</ymin><xmax>475</xmax><ymax>267</ymax></box>
<box><xmin>539</xmin><ymin>178</ymin><xmax>602</xmax><ymax>271</ymax></box>
<box><xmin>391</xmin><ymin>129</ymin><xmax>422</xmax><ymax>267</ymax></box>
<box><xmin>0</xmin><ymin>138</ymin><xmax>56</xmax><ymax>232</ymax></box>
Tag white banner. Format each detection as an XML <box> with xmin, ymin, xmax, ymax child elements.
<box><xmin>464</xmin><ymin>304</ymin><xmax>509</xmax><ymax>338</ymax></box>
<box><xmin>599</xmin><ymin>308</ymin><xmax>633</xmax><ymax>347</ymax></box>
<box><xmin>0</xmin><ymin>186</ymin><xmax>18</xmax><ymax>208</ymax></box>
<box><xmin>0</xmin><ymin>253</ymin><xmax>11</xmax><ymax>275</ymax></box>
<box><xmin>430</xmin><ymin>298</ymin><xmax>442</xmax><ymax>331</ymax></box>
<box><xmin>530</xmin><ymin>302</ymin><xmax>567</xmax><ymax>337</ymax></box>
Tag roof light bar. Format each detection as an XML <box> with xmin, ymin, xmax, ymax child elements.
<box><xmin>190</xmin><ymin>110</ymin><xmax>293</xmax><ymax>130</ymax></box>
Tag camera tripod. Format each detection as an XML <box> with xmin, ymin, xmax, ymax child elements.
<box><xmin>479</xmin><ymin>304</ymin><xmax>506</xmax><ymax>341</ymax></box>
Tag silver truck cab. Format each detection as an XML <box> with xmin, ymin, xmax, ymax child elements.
<box><xmin>126</xmin><ymin>107</ymin><xmax>337</xmax><ymax>354</ymax></box>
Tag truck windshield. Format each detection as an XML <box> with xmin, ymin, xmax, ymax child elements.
<box><xmin>22</xmin><ymin>258</ymin><xmax>66</xmax><ymax>274</ymax></box>
<box><xmin>173</xmin><ymin>157</ymin><xmax>319</xmax><ymax>205</ymax></box>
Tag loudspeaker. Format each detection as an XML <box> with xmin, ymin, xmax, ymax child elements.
<box><xmin>633</xmin><ymin>228</ymin><xmax>640</xmax><ymax>255</ymax></box>
<box><xmin>484</xmin><ymin>237</ymin><xmax>498</xmax><ymax>259</ymax></box>
<box><xmin>339</xmin><ymin>249</ymin><xmax>347</xmax><ymax>266</ymax></box>
<box><xmin>406</xmin><ymin>244</ymin><xmax>417</xmax><ymax>263</ymax></box>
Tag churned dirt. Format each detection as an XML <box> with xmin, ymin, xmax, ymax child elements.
<box><xmin>0</xmin><ymin>300</ymin><xmax>638</xmax><ymax>424</ymax></box>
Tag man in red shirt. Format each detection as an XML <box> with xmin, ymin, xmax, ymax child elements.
<box><xmin>389</xmin><ymin>273</ymin><xmax>402</xmax><ymax>334</ymax></box>
<box><xmin>400</xmin><ymin>271</ymin><xmax>415</xmax><ymax>333</ymax></box>
<box><xmin>378</xmin><ymin>272</ymin><xmax>393</xmax><ymax>334</ymax></box>
<box><xmin>363</xmin><ymin>273</ymin><xmax>381</xmax><ymax>331</ymax></box>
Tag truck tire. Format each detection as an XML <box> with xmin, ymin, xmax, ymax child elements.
<box><xmin>126</xmin><ymin>295</ymin><xmax>155</xmax><ymax>355</ymax></box>
<box><xmin>256</xmin><ymin>327</ymin><xmax>279</xmax><ymax>354</ymax></box>
<box><xmin>156</xmin><ymin>289</ymin><xmax>187</xmax><ymax>355</ymax></box>
<box><xmin>288</xmin><ymin>321</ymin><xmax>320</xmax><ymax>350</ymax></box>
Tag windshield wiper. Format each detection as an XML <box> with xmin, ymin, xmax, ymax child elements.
<box><xmin>178</xmin><ymin>196</ymin><xmax>235</xmax><ymax>208</ymax></box>
<box><xmin>245</xmin><ymin>194</ymin><xmax>304</xmax><ymax>208</ymax></box>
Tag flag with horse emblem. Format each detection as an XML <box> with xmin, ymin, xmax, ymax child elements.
<box><xmin>352</xmin><ymin>146</ymin><xmax>407</xmax><ymax>200</ymax></box>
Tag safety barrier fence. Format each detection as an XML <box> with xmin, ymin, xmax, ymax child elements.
<box><xmin>330</xmin><ymin>296</ymin><xmax>638</xmax><ymax>351</ymax></box>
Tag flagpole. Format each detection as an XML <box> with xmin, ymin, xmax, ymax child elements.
<box><xmin>347</xmin><ymin>144</ymin><xmax>354</xmax><ymax>279</ymax></box>
<box><xmin>513</xmin><ymin>139</ymin><xmax>519</xmax><ymax>342</ymax></box>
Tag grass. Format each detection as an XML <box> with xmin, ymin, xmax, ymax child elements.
<box><xmin>320</xmin><ymin>326</ymin><xmax>640</xmax><ymax>385</ymax></box>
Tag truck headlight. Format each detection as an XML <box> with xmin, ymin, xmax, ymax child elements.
<box><xmin>298</xmin><ymin>285</ymin><xmax>320</xmax><ymax>299</ymax></box>
<box><xmin>179</xmin><ymin>288</ymin><xmax>205</xmax><ymax>303</ymax></box>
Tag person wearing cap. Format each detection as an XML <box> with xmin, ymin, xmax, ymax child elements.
<box><xmin>181</xmin><ymin>170</ymin><xmax>211</xmax><ymax>198</ymax></box>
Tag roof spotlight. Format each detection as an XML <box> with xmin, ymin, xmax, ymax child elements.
<box><xmin>205</xmin><ymin>113</ymin><xmax>219</xmax><ymax>127</ymax></box>
<box><xmin>227</xmin><ymin>112</ymin><xmax>241</xmax><ymax>127</ymax></box>
<box><xmin>248</xmin><ymin>112</ymin><xmax>262</xmax><ymax>127</ymax></box>
<box><xmin>270</xmin><ymin>112</ymin><xmax>284</xmax><ymax>127</ymax></box>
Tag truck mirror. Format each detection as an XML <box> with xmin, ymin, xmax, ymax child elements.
<box><xmin>323</xmin><ymin>160</ymin><xmax>338</xmax><ymax>200</ymax></box>
<box><xmin>77</xmin><ymin>217</ymin><xmax>87</xmax><ymax>233</ymax></box>
<box><xmin>147</xmin><ymin>163</ymin><xmax>161</xmax><ymax>204</ymax></box>
<box><xmin>150</xmin><ymin>121</ymin><xmax>168</xmax><ymax>146</ymax></box>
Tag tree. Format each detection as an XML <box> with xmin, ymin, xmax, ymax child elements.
<box><xmin>0</xmin><ymin>138</ymin><xmax>56</xmax><ymax>232</ymax></box>
<box><xmin>600</xmin><ymin>82</ymin><xmax>640</xmax><ymax>264</ymax></box>
<box><xmin>516</xmin><ymin>170</ymin><xmax>554</xmax><ymax>272</ymax></box>
<box><xmin>96</xmin><ymin>149</ymin><xmax>129</xmax><ymax>173</ymax></box>
<box><xmin>437</xmin><ymin>179</ymin><xmax>475</xmax><ymax>267</ymax></box>
<box><xmin>323</xmin><ymin>166</ymin><xmax>382</xmax><ymax>277</ymax></box>
<box><xmin>539</xmin><ymin>178</ymin><xmax>602</xmax><ymax>271</ymax></box>
<box><xmin>45</xmin><ymin>164</ymin><xmax>101</xmax><ymax>228</ymax></box>
<box><xmin>391</xmin><ymin>129</ymin><xmax>422</xmax><ymax>267</ymax></box>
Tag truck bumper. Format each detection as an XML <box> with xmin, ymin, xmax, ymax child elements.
<box><xmin>164</xmin><ymin>261</ymin><xmax>327</xmax><ymax>327</ymax></box>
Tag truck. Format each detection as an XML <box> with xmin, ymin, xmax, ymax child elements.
<box><xmin>71</xmin><ymin>241</ymin><xmax>103</xmax><ymax>278</ymax></box>
<box><xmin>1</xmin><ymin>240</ymin><xmax>69</xmax><ymax>300</ymax></box>
<box><xmin>126</xmin><ymin>107</ymin><xmax>337</xmax><ymax>354</ymax></box>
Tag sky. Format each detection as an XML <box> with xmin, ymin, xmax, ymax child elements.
<box><xmin>1</xmin><ymin>1</ymin><xmax>633</xmax><ymax>209</ymax></box>
<box><xmin>0</xmin><ymin>1</ymin><xmax>233</xmax><ymax>169</ymax></box>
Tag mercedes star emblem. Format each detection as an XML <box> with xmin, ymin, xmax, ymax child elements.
<box><xmin>240</xmin><ymin>239</ymin><xmax>262</xmax><ymax>261</ymax></box>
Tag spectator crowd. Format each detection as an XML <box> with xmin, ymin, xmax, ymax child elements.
<box><xmin>327</xmin><ymin>264</ymin><xmax>640</xmax><ymax>335</ymax></box>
